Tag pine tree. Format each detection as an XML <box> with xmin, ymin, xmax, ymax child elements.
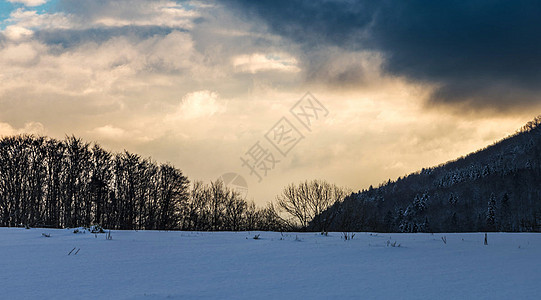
<box><xmin>486</xmin><ymin>193</ymin><xmax>497</xmax><ymax>231</ymax></box>
<box><xmin>413</xmin><ymin>193</ymin><xmax>427</xmax><ymax>213</ymax></box>
<box><xmin>500</xmin><ymin>193</ymin><xmax>511</xmax><ymax>231</ymax></box>
<box><xmin>422</xmin><ymin>216</ymin><xmax>430</xmax><ymax>232</ymax></box>
<box><xmin>384</xmin><ymin>210</ymin><xmax>394</xmax><ymax>232</ymax></box>
<box><xmin>448</xmin><ymin>193</ymin><xmax>458</xmax><ymax>206</ymax></box>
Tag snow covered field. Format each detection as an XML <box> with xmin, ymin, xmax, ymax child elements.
<box><xmin>1</xmin><ymin>228</ymin><xmax>539</xmax><ymax>299</ymax></box>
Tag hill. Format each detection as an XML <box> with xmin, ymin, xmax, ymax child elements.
<box><xmin>312</xmin><ymin>116</ymin><xmax>541</xmax><ymax>232</ymax></box>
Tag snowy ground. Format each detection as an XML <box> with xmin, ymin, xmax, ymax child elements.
<box><xmin>0</xmin><ymin>228</ymin><xmax>539</xmax><ymax>299</ymax></box>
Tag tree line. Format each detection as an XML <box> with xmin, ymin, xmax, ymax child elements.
<box><xmin>0</xmin><ymin>135</ymin><xmax>286</xmax><ymax>231</ymax></box>
<box><xmin>4</xmin><ymin>116</ymin><xmax>540</xmax><ymax>232</ymax></box>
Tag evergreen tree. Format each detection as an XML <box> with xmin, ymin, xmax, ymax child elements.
<box><xmin>383</xmin><ymin>210</ymin><xmax>394</xmax><ymax>232</ymax></box>
<box><xmin>486</xmin><ymin>193</ymin><xmax>497</xmax><ymax>231</ymax></box>
<box><xmin>499</xmin><ymin>193</ymin><xmax>511</xmax><ymax>231</ymax></box>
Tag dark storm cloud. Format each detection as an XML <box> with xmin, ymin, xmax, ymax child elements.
<box><xmin>224</xmin><ymin>0</ymin><xmax>541</xmax><ymax>109</ymax></box>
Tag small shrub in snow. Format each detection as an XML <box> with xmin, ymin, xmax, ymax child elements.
<box><xmin>342</xmin><ymin>232</ymin><xmax>355</xmax><ymax>240</ymax></box>
<box><xmin>253</xmin><ymin>234</ymin><xmax>260</xmax><ymax>240</ymax></box>
<box><xmin>42</xmin><ymin>233</ymin><xmax>50</xmax><ymax>238</ymax></box>
<box><xmin>90</xmin><ymin>225</ymin><xmax>105</xmax><ymax>234</ymax></box>
<box><xmin>386</xmin><ymin>240</ymin><xmax>401</xmax><ymax>247</ymax></box>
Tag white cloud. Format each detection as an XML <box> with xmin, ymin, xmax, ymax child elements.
<box><xmin>0</xmin><ymin>123</ymin><xmax>15</xmax><ymax>137</ymax></box>
<box><xmin>55</xmin><ymin>0</ymin><xmax>199</xmax><ymax>30</ymax></box>
<box><xmin>0</xmin><ymin>41</ymin><xmax>42</xmax><ymax>65</ymax></box>
<box><xmin>168</xmin><ymin>90</ymin><xmax>226</xmax><ymax>120</ymax></box>
<box><xmin>5</xmin><ymin>8</ymin><xmax>72</xmax><ymax>30</ymax></box>
<box><xmin>7</xmin><ymin>0</ymin><xmax>47</xmax><ymax>7</ymax></box>
<box><xmin>0</xmin><ymin>122</ymin><xmax>46</xmax><ymax>137</ymax></box>
<box><xmin>93</xmin><ymin>2</ymin><xmax>198</xmax><ymax>28</ymax></box>
<box><xmin>90</xmin><ymin>125</ymin><xmax>126</xmax><ymax>139</ymax></box>
<box><xmin>3</xmin><ymin>25</ymin><xmax>34</xmax><ymax>40</ymax></box>
<box><xmin>232</xmin><ymin>53</ymin><xmax>300</xmax><ymax>73</ymax></box>
<box><xmin>4</xmin><ymin>1</ymin><xmax>198</xmax><ymax>34</ymax></box>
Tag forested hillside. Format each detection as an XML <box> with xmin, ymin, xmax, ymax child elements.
<box><xmin>313</xmin><ymin>117</ymin><xmax>541</xmax><ymax>232</ymax></box>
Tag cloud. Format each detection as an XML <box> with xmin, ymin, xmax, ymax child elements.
<box><xmin>7</xmin><ymin>0</ymin><xmax>47</xmax><ymax>7</ymax></box>
<box><xmin>0</xmin><ymin>41</ymin><xmax>42</xmax><ymax>65</ymax></box>
<box><xmin>224</xmin><ymin>0</ymin><xmax>541</xmax><ymax>111</ymax></box>
<box><xmin>1</xmin><ymin>1</ymin><xmax>198</xmax><ymax>49</ymax></box>
<box><xmin>90</xmin><ymin>125</ymin><xmax>126</xmax><ymax>139</ymax></box>
<box><xmin>232</xmin><ymin>53</ymin><xmax>300</xmax><ymax>73</ymax></box>
<box><xmin>299</xmin><ymin>47</ymin><xmax>384</xmax><ymax>88</ymax></box>
<box><xmin>0</xmin><ymin>121</ymin><xmax>45</xmax><ymax>136</ymax></box>
<box><xmin>6</xmin><ymin>8</ymin><xmax>72</xmax><ymax>30</ymax></box>
<box><xmin>57</xmin><ymin>0</ymin><xmax>198</xmax><ymax>29</ymax></box>
<box><xmin>168</xmin><ymin>90</ymin><xmax>226</xmax><ymax>120</ymax></box>
<box><xmin>3</xmin><ymin>25</ymin><xmax>34</xmax><ymax>40</ymax></box>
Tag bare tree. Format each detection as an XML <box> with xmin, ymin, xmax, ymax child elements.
<box><xmin>277</xmin><ymin>179</ymin><xmax>351</xmax><ymax>229</ymax></box>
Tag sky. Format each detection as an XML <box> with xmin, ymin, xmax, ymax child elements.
<box><xmin>1</xmin><ymin>0</ymin><xmax>540</xmax><ymax>205</ymax></box>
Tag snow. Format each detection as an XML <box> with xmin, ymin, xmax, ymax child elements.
<box><xmin>0</xmin><ymin>229</ymin><xmax>539</xmax><ymax>299</ymax></box>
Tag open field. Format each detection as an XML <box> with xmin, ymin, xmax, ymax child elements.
<box><xmin>0</xmin><ymin>228</ymin><xmax>539</xmax><ymax>299</ymax></box>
